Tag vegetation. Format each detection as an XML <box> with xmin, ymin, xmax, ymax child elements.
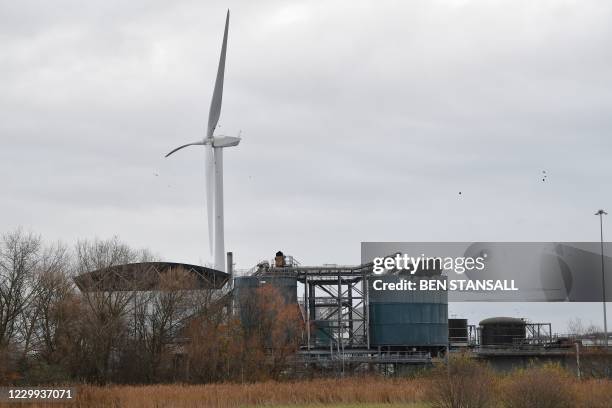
<box><xmin>0</xmin><ymin>228</ymin><xmax>301</xmax><ymax>385</ymax></box>
<box><xmin>0</xmin><ymin>373</ymin><xmax>608</xmax><ymax>407</ymax></box>
<box><xmin>499</xmin><ymin>363</ymin><xmax>575</xmax><ymax>408</ymax></box>
<box><xmin>1</xmin><ymin>228</ymin><xmax>611</xmax><ymax>407</ymax></box>
<box><xmin>425</xmin><ymin>353</ymin><xmax>495</xmax><ymax>408</ymax></box>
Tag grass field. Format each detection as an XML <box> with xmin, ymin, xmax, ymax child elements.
<box><xmin>268</xmin><ymin>405</ymin><xmax>427</xmax><ymax>408</ymax></box>
<box><xmin>2</xmin><ymin>365</ymin><xmax>611</xmax><ymax>407</ymax></box>
<box><xmin>69</xmin><ymin>378</ymin><xmax>430</xmax><ymax>407</ymax></box>
<box><xmin>268</xmin><ymin>405</ymin><xmax>426</xmax><ymax>408</ymax></box>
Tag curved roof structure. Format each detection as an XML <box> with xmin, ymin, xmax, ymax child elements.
<box><xmin>479</xmin><ymin>317</ymin><xmax>525</xmax><ymax>326</ymax></box>
<box><xmin>74</xmin><ymin>262</ymin><xmax>230</xmax><ymax>292</ymax></box>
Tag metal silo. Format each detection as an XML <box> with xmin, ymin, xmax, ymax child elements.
<box><xmin>259</xmin><ymin>274</ymin><xmax>297</xmax><ymax>304</ymax></box>
<box><xmin>479</xmin><ymin>317</ymin><xmax>526</xmax><ymax>346</ymax></box>
<box><xmin>233</xmin><ymin>276</ymin><xmax>260</xmax><ymax>327</ymax></box>
<box><xmin>233</xmin><ymin>274</ymin><xmax>298</xmax><ymax>326</ymax></box>
<box><xmin>368</xmin><ymin>275</ymin><xmax>448</xmax><ymax>347</ymax></box>
<box><xmin>233</xmin><ymin>275</ymin><xmax>260</xmax><ymax>296</ymax></box>
<box><xmin>234</xmin><ymin>275</ymin><xmax>297</xmax><ymax>304</ymax></box>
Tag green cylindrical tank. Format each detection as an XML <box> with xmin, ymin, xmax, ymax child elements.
<box><xmin>233</xmin><ymin>276</ymin><xmax>260</xmax><ymax>298</ymax></box>
<box><xmin>234</xmin><ymin>275</ymin><xmax>297</xmax><ymax>303</ymax></box>
<box><xmin>233</xmin><ymin>275</ymin><xmax>298</xmax><ymax>327</ymax></box>
<box><xmin>233</xmin><ymin>276</ymin><xmax>260</xmax><ymax>327</ymax></box>
<box><xmin>368</xmin><ymin>275</ymin><xmax>448</xmax><ymax>346</ymax></box>
<box><xmin>258</xmin><ymin>274</ymin><xmax>297</xmax><ymax>304</ymax></box>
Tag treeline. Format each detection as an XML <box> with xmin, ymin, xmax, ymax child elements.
<box><xmin>0</xmin><ymin>229</ymin><xmax>302</xmax><ymax>385</ymax></box>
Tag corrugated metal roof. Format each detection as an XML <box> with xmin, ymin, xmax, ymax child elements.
<box><xmin>74</xmin><ymin>262</ymin><xmax>229</xmax><ymax>292</ymax></box>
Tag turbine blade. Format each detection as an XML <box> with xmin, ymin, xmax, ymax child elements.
<box><xmin>204</xmin><ymin>144</ymin><xmax>215</xmax><ymax>255</ymax></box>
<box><xmin>206</xmin><ymin>10</ymin><xmax>230</xmax><ymax>139</ymax></box>
<box><xmin>165</xmin><ymin>142</ymin><xmax>204</xmax><ymax>157</ymax></box>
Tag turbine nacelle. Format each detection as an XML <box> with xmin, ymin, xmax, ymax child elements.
<box><xmin>209</xmin><ymin>135</ymin><xmax>241</xmax><ymax>148</ymax></box>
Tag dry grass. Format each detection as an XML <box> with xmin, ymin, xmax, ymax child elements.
<box><xmin>499</xmin><ymin>363</ymin><xmax>576</xmax><ymax>408</ymax></box>
<box><xmin>573</xmin><ymin>378</ymin><xmax>612</xmax><ymax>408</ymax></box>
<box><xmin>3</xmin><ymin>367</ymin><xmax>610</xmax><ymax>408</ymax></box>
<box><xmin>425</xmin><ymin>354</ymin><xmax>496</xmax><ymax>408</ymax></box>
<box><xmin>5</xmin><ymin>378</ymin><xmax>430</xmax><ymax>408</ymax></box>
<box><xmin>499</xmin><ymin>363</ymin><xmax>612</xmax><ymax>408</ymax></box>
<box><xmin>269</xmin><ymin>405</ymin><xmax>427</xmax><ymax>408</ymax></box>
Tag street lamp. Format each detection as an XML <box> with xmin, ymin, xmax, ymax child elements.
<box><xmin>595</xmin><ymin>209</ymin><xmax>608</xmax><ymax>350</ymax></box>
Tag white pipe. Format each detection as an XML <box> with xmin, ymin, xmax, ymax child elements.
<box><xmin>214</xmin><ymin>147</ymin><xmax>225</xmax><ymax>272</ymax></box>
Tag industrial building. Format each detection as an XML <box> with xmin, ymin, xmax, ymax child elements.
<box><xmin>232</xmin><ymin>252</ymin><xmax>554</xmax><ymax>372</ymax></box>
<box><xmin>75</xmin><ymin>251</ymin><xmax>611</xmax><ymax>376</ymax></box>
<box><xmin>232</xmin><ymin>251</ymin><xmax>447</xmax><ymax>372</ymax></box>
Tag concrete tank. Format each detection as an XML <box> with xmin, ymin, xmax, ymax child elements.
<box><xmin>368</xmin><ymin>275</ymin><xmax>448</xmax><ymax>346</ymax></box>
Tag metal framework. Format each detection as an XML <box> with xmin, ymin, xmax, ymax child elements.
<box><xmin>301</xmin><ymin>265</ymin><xmax>370</xmax><ymax>350</ymax></box>
<box><xmin>525</xmin><ymin>322</ymin><xmax>553</xmax><ymax>346</ymax></box>
<box><xmin>248</xmin><ymin>259</ymin><xmax>435</xmax><ymax>371</ymax></box>
<box><xmin>254</xmin><ymin>262</ymin><xmax>372</xmax><ymax>349</ymax></box>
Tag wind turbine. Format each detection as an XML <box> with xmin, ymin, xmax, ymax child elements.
<box><xmin>165</xmin><ymin>10</ymin><xmax>239</xmax><ymax>272</ymax></box>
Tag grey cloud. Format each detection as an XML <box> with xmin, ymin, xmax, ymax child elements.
<box><xmin>2</xmin><ymin>0</ymin><xmax>612</xmax><ymax>328</ymax></box>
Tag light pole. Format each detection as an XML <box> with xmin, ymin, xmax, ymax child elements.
<box><xmin>595</xmin><ymin>209</ymin><xmax>608</xmax><ymax>350</ymax></box>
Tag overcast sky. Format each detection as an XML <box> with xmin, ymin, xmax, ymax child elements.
<box><xmin>2</xmin><ymin>0</ymin><xmax>611</xmax><ymax>332</ymax></box>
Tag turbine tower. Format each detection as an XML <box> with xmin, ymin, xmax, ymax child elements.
<box><xmin>165</xmin><ymin>10</ymin><xmax>239</xmax><ymax>272</ymax></box>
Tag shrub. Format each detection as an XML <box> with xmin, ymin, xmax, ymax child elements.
<box><xmin>21</xmin><ymin>360</ymin><xmax>71</xmax><ymax>385</ymax></box>
<box><xmin>574</xmin><ymin>379</ymin><xmax>612</xmax><ymax>408</ymax></box>
<box><xmin>501</xmin><ymin>363</ymin><xmax>576</xmax><ymax>408</ymax></box>
<box><xmin>425</xmin><ymin>353</ymin><xmax>495</xmax><ymax>408</ymax></box>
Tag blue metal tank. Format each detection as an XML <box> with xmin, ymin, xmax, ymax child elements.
<box><xmin>368</xmin><ymin>275</ymin><xmax>448</xmax><ymax>346</ymax></box>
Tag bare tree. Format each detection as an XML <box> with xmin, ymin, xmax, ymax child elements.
<box><xmin>0</xmin><ymin>230</ymin><xmax>286</xmax><ymax>385</ymax></box>
<box><xmin>0</xmin><ymin>229</ymin><xmax>42</xmax><ymax>348</ymax></box>
<box><xmin>19</xmin><ymin>242</ymin><xmax>73</xmax><ymax>359</ymax></box>
<box><xmin>128</xmin><ymin>268</ymin><xmax>215</xmax><ymax>382</ymax></box>
<box><xmin>567</xmin><ymin>317</ymin><xmax>586</xmax><ymax>336</ymax></box>
<box><xmin>185</xmin><ymin>299</ymin><xmax>236</xmax><ymax>383</ymax></box>
<box><xmin>567</xmin><ymin>317</ymin><xmax>604</xmax><ymax>343</ymax></box>
<box><xmin>72</xmin><ymin>236</ymin><xmax>155</xmax><ymax>383</ymax></box>
<box><xmin>240</xmin><ymin>285</ymin><xmax>302</xmax><ymax>380</ymax></box>
<box><xmin>189</xmin><ymin>285</ymin><xmax>304</xmax><ymax>383</ymax></box>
